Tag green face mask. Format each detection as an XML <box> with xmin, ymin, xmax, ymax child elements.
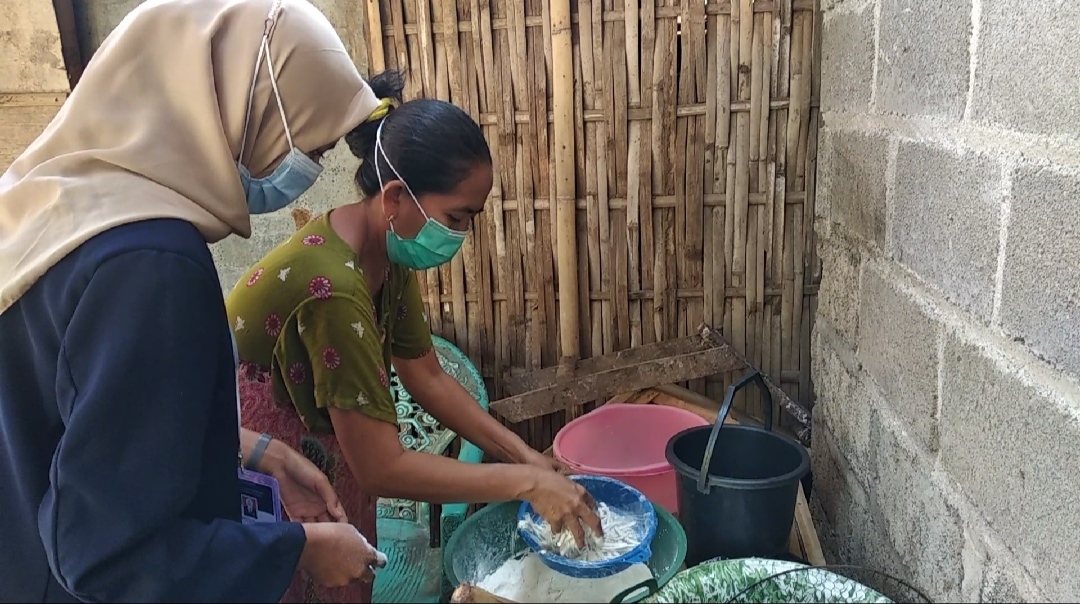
<box><xmin>385</xmin><ymin>210</ymin><xmax>466</xmax><ymax>270</ymax></box>
<box><xmin>375</xmin><ymin>120</ymin><xmax>467</xmax><ymax>270</ymax></box>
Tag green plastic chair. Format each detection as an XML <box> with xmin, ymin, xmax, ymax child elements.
<box><xmin>372</xmin><ymin>334</ymin><xmax>487</xmax><ymax>603</ymax></box>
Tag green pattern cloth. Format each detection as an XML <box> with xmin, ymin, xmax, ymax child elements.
<box><xmin>644</xmin><ymin>558</ymin><xmax>892</xmax><ymax>604</ymax></box>
<box><xmin>226</xmin><ymin>212</ymin><xmax>433</xmax><ymax>433</ymax></box>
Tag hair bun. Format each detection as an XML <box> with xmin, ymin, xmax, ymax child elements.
<box><xmin>366</xmin><ymin>97</ymin><xmax>395</xmax><ymax>123</ymax></box>
<box><xmin>345</xmin><ymin>70</ymin><xmax>406</xmax><ymax>161</ymax></box>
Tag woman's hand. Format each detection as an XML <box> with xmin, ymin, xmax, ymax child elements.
<box><xmin>261</xmin><ymin>438</ymin><xmax>348</xmax><ymax>523</ymax></box>
<box><xmin>298</xmin><ymin>523</ymin><xmax>387</xmax><ymax>587</ymax></box>
<box><xmin>521</xmin><ymin>448</ymin><xmax>572</xmax><ymax>475</ymax></box>
<box><xmin>518</xmin><ymin>467</ymin><xmax>603</xmax><ymax>549</ymax></box>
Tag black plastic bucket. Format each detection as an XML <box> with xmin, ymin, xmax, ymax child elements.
<box><xmin>664</xmin><ymin>370</ymin><xmax>811</xmax><ymax>567</ymax></box>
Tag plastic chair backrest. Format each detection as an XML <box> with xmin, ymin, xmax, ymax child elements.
<box><xmin>377</xmin><ymin>335</ymin><xmax>489</xmax><ymax>523</ymax></box>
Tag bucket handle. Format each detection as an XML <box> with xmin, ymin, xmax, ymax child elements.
<box><xmin>696</xmin><ymin>369</ymin><xmax>774</xmax><ymax>495</ymax></box>
<box><xmin>609</xmin><ymin>578</ymin><xmax>659</xmax><ymax>604</ymax></box>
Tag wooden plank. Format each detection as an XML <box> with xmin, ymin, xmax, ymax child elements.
<box><xmin>451</xmin><ymin>584</ymin><xmax>516</xmax><ymax>603</ymax></box>
<box><xmin>626</xmin><ymin>389</ymin><xmax>663</xmax><ymax>405</ymax></box>
<box><xmin>504</xmin><ymin>330</ymin><xmax>723</xmax><ymax>395</ymax></box>
<box><xmin>792</xmin><ymin>483</ymin><xmax>826</xmax><ymax>566</ymax></box>
<box><xmin>606</xmin><ymin>390</ymin><xmax>644</xmax><ymax>405</ymax></box>
<box><xmin>649</xmin><ymin>382</ymin><xmax>824</xmax><ymax>448</ymax></box>
<box><xmin>491</xmin><ymin>335</ymin><xmax>745</xmax><ymax>423</ymax></box>
<box><xmin>0</xmin><ymin>93</ymin><xmax>66</xmax><ymax>107</ymax></box>
<box><xmin>651</xmin><ymin>392</ymin><xmax>739</xmax><ymax>426</ymax></box>
<box><xmin>365</xmin><ymin>0</ymin><xmax>386</xmax><ymax>72</ymax></box>
<box><xmin>653</xmin><ymin>383</ymin><xmax>725</xmax><ymax>422</ymax></box>
<box><xmin>387</xmin><ymin>0</ymin><xmax>409</xmax><ymax>84</ymax></box>
<box><xmin>505</xmin><ymin>326</ymin><xmax>812</xmax><ymax>440</ymax></box>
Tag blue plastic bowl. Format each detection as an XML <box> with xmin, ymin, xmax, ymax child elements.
<box><xmin>517</xmin><ymin>474</ymin><xmax>658</xmax><ymax>579</ymax></box>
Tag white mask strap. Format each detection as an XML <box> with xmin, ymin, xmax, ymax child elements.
<box><xmin>238</xmin><ymin>0</ymin><xmax>293</xmax><ymax>163</ymax></box>
<box><xmin>374</xmin><ymin>118</ymin><xmax>426</xmax><ymax>220</ymax></box>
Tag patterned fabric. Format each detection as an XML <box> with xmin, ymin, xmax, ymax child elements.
<box><xmin>238</xmin><ymin>363</ymin><xmax>377</xmax><ymax>604</ymax></box>
<box><xmin>225</xmin><ymin>212</ymin><xmax>433</xmax><ymax>433</ymax></box>
<box><xmin>644</xmin><ymin>558</ymin><xmax>892</xmax><ymax>604</ymax></box>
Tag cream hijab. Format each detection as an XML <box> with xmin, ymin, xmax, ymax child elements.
<box><xmin>0</xmin><ymin>0</ymin><xmax>380</xmax><ymax>314</ymax></box>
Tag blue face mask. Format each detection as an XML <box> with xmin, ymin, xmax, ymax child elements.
<box><xmin>374</xmin><ymin>120</ymin><xmax>467</xmax><ymax>270</ymax></box>
<box><xmin>236</xmin><ymin>16</ymin><xmax>323</xmax><ymax>215</ymax></box>
<box><xmin>238</xmin><ymin>148</ymin><xmax>322</xmax><ymax>215</ymax></box>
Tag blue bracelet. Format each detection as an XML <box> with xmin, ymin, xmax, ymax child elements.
<box><xmin>244</xmin><ymin>432</ymin><xmax>274</xmax><ymax>472</ymax></box>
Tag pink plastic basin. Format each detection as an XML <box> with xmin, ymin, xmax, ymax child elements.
<box><xmin>553</xmin><ymin>403</ymin><xmax>710</xmax><ymax>515</ymax></box>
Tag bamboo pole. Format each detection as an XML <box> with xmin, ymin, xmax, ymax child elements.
<box><xmin>364</xmin><ymin>0</ymin><xmax>383</xmax><ymax>73</ymax></box>
<box><xmin>551</xmin><ymin>0</ymin><xmax>580</xmax><ymax>369</ymax></box>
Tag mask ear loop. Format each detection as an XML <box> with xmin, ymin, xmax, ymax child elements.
<box><xmin>373</xmin><ymin>121</ymin><xmax>398</xmax><ymax>234</ymax></box>
<box><xmin>374</xmin><ymin>118</ymin><xmax>426</xmax><ymax>221</ymax></box>
<box><xmin>237</xmin><ymin>35</ymin><xmax>265</xmax><ymax>163</ymax></box>
<box><xmin>238</xmin><ymin>0</ymin><xmax>292</xmax><ymax>164</ymax></box>
<box><xmin>263</xmin><ymin>33</ymin><xmax>295</xmax><ymax>150</ymax></box>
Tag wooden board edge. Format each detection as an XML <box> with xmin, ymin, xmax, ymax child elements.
<box><xmin>451</xmin><ymin>583</ymin><xmax>518</xmax><ymax>603</ymax></box>
<box><xmin>794</xmin><ymin>483</ymin><xmax>826</xmax><ymax>566</ymax></box>
<box><xmin>647</xmin><ymin>384</ymin><xmax>745</xmax><ymax>424</ymax></box>
<box><xmin>0</xmin><ymin>93</ymin><xmax>68</xmax><ymax>107</ymax></box>
<box><xmin>490</xmin><ymin>346</ymin><xmax>743</xmax><ymax>422</ymax></box>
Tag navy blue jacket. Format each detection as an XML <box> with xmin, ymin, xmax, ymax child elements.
<box><xmin>0</xmin><ymin>219</ymin><xmax>305</xmax><ymax>603</ymax></box>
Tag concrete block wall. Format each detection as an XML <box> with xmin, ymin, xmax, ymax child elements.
<box><xmin>0</xmin><ymin>1</ymin><xmax>70</xmax><ymax>171</ymax></box>
<box><xmin>812</xmin><ymin>0</ymin><xmax>1080</xmax><ymax>601</ymax></box>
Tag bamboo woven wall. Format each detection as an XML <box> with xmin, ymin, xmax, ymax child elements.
<box><xmin>365</xmin><ymin>0</ymin><xmax>822</xmax><ymax>447</ymax></box>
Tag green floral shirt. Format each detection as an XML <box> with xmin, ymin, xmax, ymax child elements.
<box><xmin>225</xmin><ymin>212</ymin><xmax>433</xmax><ymax>433</ymax></box>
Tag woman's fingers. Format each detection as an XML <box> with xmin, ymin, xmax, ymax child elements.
<box><xmin>357</xmin><ymin>566</ymin><xmax>376</xmax><ymax>584</ymax></box>
<box><xmin>295</xmin><ymin>511</ymin><xmax>338</xmax><ymax>523</ymax></box>
<box><xmin>579</xmin><ymin>508</ymin><xmax>603</xmax><ymax>540</ymax></box>
<box><xmin>578</xmin><ymin>489</ymin><xmax>603</xmax><ymax>537</ymax></box>
<box><xmin>548</xmin><ymin>516</ymin><xmax>565</xmax><ymax>538</ymax></box>
<box><xmin>313</xmin><ymin>477</ymin><xmax>348</xmax><ymax>523</ymax></box>
<box><xmin>564</xmin><ymin>512</ymin><xmax>588</xmax><ymax>549</ymax></box>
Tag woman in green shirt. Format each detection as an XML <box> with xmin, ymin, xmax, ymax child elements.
<box><xmin>226</xmin><ymin>70</ymin><xmax>601</xmax><ymax>604</ymax></box>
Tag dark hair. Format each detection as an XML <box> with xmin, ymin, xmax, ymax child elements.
<box><xmin>345</xmin><ymin>70</ymin><xmax>492</xmax><ymax>198</ymax></box>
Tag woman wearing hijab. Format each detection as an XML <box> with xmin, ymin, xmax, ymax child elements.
<box><xmin>226</xmin><ymin>71</ymin><xmax>604</xmax><ymax>604</ymax></box>
<box><xmin>0</xmin><ymin>0</ymin><xmax>391</xmax><ymax>601</ymax></box>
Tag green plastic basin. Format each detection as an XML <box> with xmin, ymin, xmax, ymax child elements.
<box><xmin>442</xmin><ymin>500</ymin><xmax>687</xmax><ymax>603</ymax></box>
